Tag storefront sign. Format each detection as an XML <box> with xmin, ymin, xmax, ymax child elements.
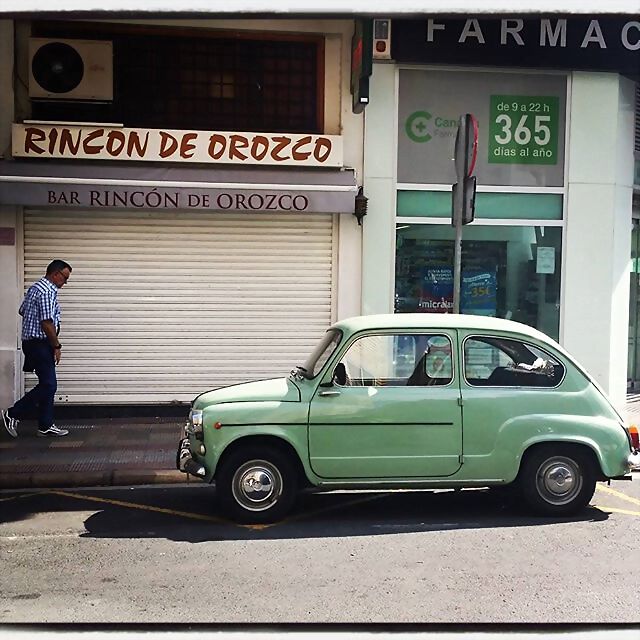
<box><xmin>47</xmin><ymin>188</ymin><xmax>314</xmax><ymax>211</ymax></box>
<box><xmin>11</xmin><ymin>124</ymin><xmax>344</xmax><ymax>167</ymax></box>
<box><xmin>392</xmin><ymin>18</ymin><xmax>640</xmax><ymax>79</ymax></box>
<box><xmin>398</xmin><ymin>69</ymin><xmax>566</xmax><ymax>187</ymax></box>
<box><xmin>419</xmin><ymin>266</ymin><xmax>453</xmax><ymax>312</ymax></box>
<box><xmin>460</xmin><ymin>269</ymin><xmax>497</xmax><ymax>316</ymax></box>
<box><xmin>0</xmin><ymin>183</ymin><xmax>357</xmax><ymax>213</ymax></box>
<box><xmin>0</xmin><ymin>161</ymin><xmax>358</xmax><ymax>213</ymax></box>
<box><xmin>417</xmin><ymin>265</ymin><xmax>497</xmax><ymax>314</ymax></box>
<box><xmin>488</xmin><ymin>95</ymin><xmax>559</xmax><ymax>165</ymax></box>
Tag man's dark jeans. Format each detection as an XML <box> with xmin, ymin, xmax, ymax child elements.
<box><xmin>9</xmin><ymin>340</ymin><xmax>57</xmax><ymax>429</ymax></box>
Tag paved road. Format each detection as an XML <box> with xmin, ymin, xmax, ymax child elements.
<box><xmin>1</xmin><ymin>479</ymin><xmax>639</xmax><ymax>623</ymax></box>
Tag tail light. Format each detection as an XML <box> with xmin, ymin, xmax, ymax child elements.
<box><xmin>626</xmin><ymin>425</ymin><xmax>639</xmax><ymax>450</ymax></box>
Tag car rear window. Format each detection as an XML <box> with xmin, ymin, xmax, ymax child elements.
<box><xmin>463</xmin><ymin>336</ymin><xmax>565</xmax><ymax>387</ymax></box>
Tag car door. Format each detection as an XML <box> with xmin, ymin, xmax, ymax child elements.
<box><xmin>460</xmin><ymin>333</ymin><xmax>567</xmax><ymax>477</ymax></box>
<box><xmin>308</xmin><ymin>330</ymin><xmax>463</xmax><ymax>479</ymax></box>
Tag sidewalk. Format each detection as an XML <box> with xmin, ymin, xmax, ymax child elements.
<box><xmin>0</xmin><ymin>415</ymin><xmax>188</xmax><ymax>489</ymax></box>
<box><xmin>2</xmin><ymin>395</ymin><xmax>640</xmax><ymax>491</ymax></box>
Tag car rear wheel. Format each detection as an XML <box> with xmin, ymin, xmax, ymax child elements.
<box><xmin>519</xmin><ymin>445</ymin><xmax>596</xmax><ymax>516</ymax></box>
<box><xmin>216</xmin><ymin>446</ymin><xmax>297</xmax><ymax>524</ymax></box>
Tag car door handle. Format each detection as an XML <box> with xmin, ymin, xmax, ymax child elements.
<box><xmin>319</xmin><ymin>390</ymin><xmax>341</xmax><ymax>397</ymax></box>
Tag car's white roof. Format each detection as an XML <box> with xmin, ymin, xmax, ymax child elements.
<box><xmin>332</xmin><ymin>313</ymin><xmax>556</xmax><ymax>345</ymax></box>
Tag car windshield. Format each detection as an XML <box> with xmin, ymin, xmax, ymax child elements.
<box><xmin>298</xmin><ymin>328</ymin><xmax>342</xmax><ymax>378</ymax></box>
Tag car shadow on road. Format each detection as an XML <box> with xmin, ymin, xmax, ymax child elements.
<box><xmin>70</xmin><ymin>487</ymin><xmax>611</xmax><ymax>543</ymax></box>
<box><xmin>0</xmin><ymin>486</ymin><xmax>610</xmax><ymax>543</ymax></box>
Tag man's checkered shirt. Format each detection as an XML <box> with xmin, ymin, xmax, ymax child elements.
<box><xmin>19</xmin><ymin>277</ymin><xmax>61</xmax><ymax>341</ymax></box>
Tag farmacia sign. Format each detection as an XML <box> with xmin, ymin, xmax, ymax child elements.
<box><xmin>392</xmin><ymin>17</ymin><xmax>640</xmax><ymax>77</ymax></box>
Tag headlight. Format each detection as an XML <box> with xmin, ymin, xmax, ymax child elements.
<box><xmin>187</xmin><ymin>409</ymin><xmax>204</xmax><ymax>437</ymax></box>
<box><xmin>190</xmin><ymin>409</ymin><xmax>203</xmax><ymax>427</ymax></box>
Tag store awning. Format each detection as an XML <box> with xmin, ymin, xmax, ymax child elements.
<box><xmin>0</xmin><ymin>161</ymin><xmax>358</xmax><ymax>214</ymax></box>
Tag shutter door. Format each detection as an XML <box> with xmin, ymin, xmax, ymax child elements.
<box><xmin>23</xmin><ymin>209</ymin><xmax>335</xmax><ymax>404</ymax></box>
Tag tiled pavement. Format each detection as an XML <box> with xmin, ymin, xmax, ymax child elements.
<box><xmin>0</xmin><ymin>416</ymin><xmax>188</xmax><ymax>489</ymax></box>
<box><xmin>1</xmin><ymin>396</ymin><xmax>640</xmax><ymax>490</ymax></box>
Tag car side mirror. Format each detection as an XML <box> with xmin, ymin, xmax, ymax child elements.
<box><xmin>333</xmin><ymin>362</ymin><xmax>347</xmax><ymax>386</ymax></box>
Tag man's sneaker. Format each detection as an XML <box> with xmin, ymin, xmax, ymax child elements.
<box><xmin>1</xmin><ymin>409</ymin><xmax>18</xmax><ymax>438</ymax></box>
<box><xmin>37</xmin><ymin>424</ymin><xmax>69</xmax><ymax>437</ymax></box>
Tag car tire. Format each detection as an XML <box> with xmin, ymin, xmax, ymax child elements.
<box><xmin>519</xmin><ymin>445</ymin><xmax>596</xmax><ymax>516</ymax></box>
<box><xmin>216</xmin><ymin>446</ymin><xmax>298</xmax><ymax>524</ymax></box>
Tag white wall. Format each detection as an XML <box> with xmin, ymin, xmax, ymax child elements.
<box><xmin>0</xmin><ymin>20</ymin><xmax>19</xmax><ymax>410</ymax></box>
<box><xmin>361</xmin><ymin>62</ymin><xmax>397</xmax><ymax>314</ymax></box>
<box><xmin>330</xmin><ymin>24</ymin><xmax>364</xmax><ymax>321</ymax></box>
<box><xmin>563</xmin><ymin>72</ymin><xmax>636</xmax><ymax>412</ymax></box>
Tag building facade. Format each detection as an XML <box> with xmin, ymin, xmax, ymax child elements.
<box><xmin>1</xmin><ymin>14</ymin><xmax>639</xmax><ymax>415</ymax></box>
<box><xmin>361</xmin><ymin>16</ymin><xmax>640</xmax><ymax>411</ymax></box>
<box><xmin>0</xmin><ymin>18</ymin><xmax>364</xmax><ymax>406</ymax></box>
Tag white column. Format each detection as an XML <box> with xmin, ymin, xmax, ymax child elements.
<box><xmin>562</xmin><ymin>72</ymin><xmax>636</xmax><ymax>412</ymax></box>
<box><xmin>333</xmin><ymin>28</ymin><xmax>363</xmax><ymax>322</ymax></box>
<box><xmin>361</xmin><ymin>63</ymin><xmax>397</xmax><ymax>315</ymax></box>
<box><xmin>0</xmin><ymin>19</ymin><xmax>19</xmax><ymax>409</ymax></box>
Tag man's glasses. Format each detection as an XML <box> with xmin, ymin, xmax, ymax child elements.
<box><xmin>57</xmin><ymin>271</ymin><xmax>70</xmax><ymax>282</ymax></box>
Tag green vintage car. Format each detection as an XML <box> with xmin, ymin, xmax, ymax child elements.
<box><xmin>177</xmin><ymin>314</ymin><xmax>640</xmax><ymax>523</ymax></box>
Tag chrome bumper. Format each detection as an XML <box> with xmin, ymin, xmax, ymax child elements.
<box><xmin>628</xmin><ymin>451</ymin><xmax>640</xmax><ymax>471</ymax></box>
<box><xmin>176</xmin><ymin>437</ymin><xmax>206</xmax><ymax>478</ymax></box>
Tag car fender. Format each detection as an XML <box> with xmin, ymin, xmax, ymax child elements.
<box><xmin>205</xmin><ymin>422</ymin><xmax>318</xmax><ymax>483</ymax></box>
<box><xmin>497</xmin><ymin>414</ymin><xmax>628</xmax><ymax>480</ymax></box>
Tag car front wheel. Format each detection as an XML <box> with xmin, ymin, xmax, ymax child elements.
<box><xmin>519</xmin><ymin>445</ymin><xmax>596</xmax><ymax>516</ymax></box>
<box><xmin>216</xmin><ymin>446</ymin><xmax>297</xmax><ymax>524</ymax></box>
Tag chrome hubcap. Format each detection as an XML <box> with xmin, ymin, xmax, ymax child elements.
<box><xmin>232</xmin><ymin>460</ymin><xmax>283</xmax><ymax>512</ymax></box>
<box><xmin>537</xmin><ymin>456</ymin><xmax>583</xmax><ymax>505</ymax></box>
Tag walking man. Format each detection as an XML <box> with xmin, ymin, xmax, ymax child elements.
<box><xmin>2</xmin><ymin>260</ymin><xmax>72</xmax><ymax>438</ymax></box>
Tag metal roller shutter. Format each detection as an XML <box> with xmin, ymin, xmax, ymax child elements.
<box><xmin>23</xmin><ymin>209</ymin><xmax>335</xmax><ymax>404</ymax></box>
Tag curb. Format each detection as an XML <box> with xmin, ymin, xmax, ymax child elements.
<box><xmin>0</xmin><ymin>469</ymin><xmax>189</xmax><ymax>489</ymax></box>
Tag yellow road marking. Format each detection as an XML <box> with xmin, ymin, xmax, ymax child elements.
<box><xmin>29</xmin><ymin>489</ymin><xmax>394</xmax><ymax>531</ymax></box>
<box><xmin>0</xmin><ymin>491</ymin><xmax>48</xmax><ymax>503</ymax></box>
<box><xmin>595</xmin><ymin>484</ymin><xmax>640</xmax><ymax>506</ymax></box>
<box><xmin>262</xmin><ymin>491</ymin><xmax>394</xmax><ymax>529</ymax></box>
<box><xmin>48</xmin><ymin>489</ymin><xmax>262</xmax><ymax>529</ymax></box>
<box><xmin>593</xmin><ymin>504</ymin><xmax>640</xmax><ymax>517</ymax></box>
<box><xmin>37</xmin><ymin>485</ymin><xmax>640</xmax><ymax>529</ymax></box>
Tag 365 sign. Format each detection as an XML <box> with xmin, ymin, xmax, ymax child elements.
<box><xmin>488</xmin><ymin>95</ymin><xmax>559</xmax><ymax>165</ymax></box>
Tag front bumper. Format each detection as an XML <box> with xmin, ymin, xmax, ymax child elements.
<box><xmin>176</xmin><ymin>437</ymin><xmax>206</xmax><ymax>478</ymax></box>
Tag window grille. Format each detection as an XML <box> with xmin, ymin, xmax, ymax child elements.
<box><xmin>31</xmin><ymin>26</ymin><xmax>322</xmax><ymax>134</ymax></box>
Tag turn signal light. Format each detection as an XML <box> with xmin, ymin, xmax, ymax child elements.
<box><xmin>214</xmin><ymin>422</ymin><xmax>222</xmax><ymax>430</ymax></box>
<box><xmin>627</xmin><ymin>425</ymin><xmax>639</xmax><ymax>450</ymax></box>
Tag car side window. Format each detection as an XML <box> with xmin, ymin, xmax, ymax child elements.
<box><xmin>338</xmin><ymin>333</ymin><xmax>453</xmax><ymax>387</ymax></box>
<box><xmin>464</xmin><ymin>336</ymin><xmax>564</xmax><ymax>387</ymax></box>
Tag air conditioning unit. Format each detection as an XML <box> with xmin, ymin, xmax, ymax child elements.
<box><xmin>29</xmin><ymin>37</ymin><xmax>113</xmax><ymax>101</ymax></box>
<box><xmin>372</xmin><ymin>19</ymin><xmax>392</xmax><ymax>60</ymax></box>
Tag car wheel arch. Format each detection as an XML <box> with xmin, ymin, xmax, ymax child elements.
<box><xmin>215</xmin><ymin>434</ymin><xmax>311</xmax><ymax>488</ymax></box>
<box><xmin>515</xmin><ymin>440</ymin><xmax>603</xmax><ymax>515</ymax></box>
<box><xmin>517</xmin><ymin>440</ymin><xmax>604</xmax><ymax>481</ymax></box>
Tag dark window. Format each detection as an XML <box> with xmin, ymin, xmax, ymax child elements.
<box><xmin>31</xmin><ymin>25</ymin><xmax>322</xmax><ymax>133</ymax></box>
<box><xmin>464</xmin><ymin>336</ymin><xmax>565</xmax><ymax>388</ymax></box>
